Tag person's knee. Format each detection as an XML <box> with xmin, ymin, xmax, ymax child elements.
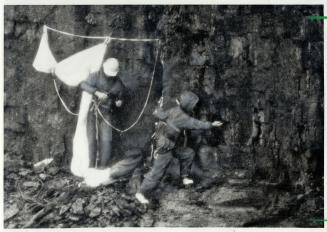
<box><xmin>146</xmin><ymin>152</ymin><xmax>172</xmax><ymax>179</ymax></box>
<box><xmin>199</xmin><ymin>145</ymin><xmax>211</xmax><ymax>154</ymax></box>
<box><xmin>198</xmin><ymin>145</ymin><xmax>216</xmax><ymax>158</ymax></box>
<box><xmin>177</xmin><ymin>147</ymin><xmax>195</xmax><ymax>159</ymax></box>
<box><xmin>155</xmin><ymin>151</ymin><xmax>173</xmax><ymax>165</ymax></box>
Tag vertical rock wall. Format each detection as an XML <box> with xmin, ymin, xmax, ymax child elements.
<box><xmin>4</xmin><ymin>6</ymin><xmax>323</xmax><ymax>193</ymax></box>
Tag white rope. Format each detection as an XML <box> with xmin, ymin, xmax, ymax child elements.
<box><xmin>53</xmin><ymin>79</ymin><xmax>79</xmax><ymax>116</ymax></box>
<box><xmin>45</xmin><ymin>25</ymin><xmax>159</xmax><ymax>42</ymax></box>
<box><xmin>95</xmin><ymin>106</ymin><xmax>100</xmax><ymax>168</ymax></box>
<box><xmin>97</xmin><ymin>40</ymin><xmax>161</xmax><ymax>133</ymax></box>
<box><xmin>49</xmin><ymin>24</ymin><xmax>161</xmax><ymax>133</ymax></box>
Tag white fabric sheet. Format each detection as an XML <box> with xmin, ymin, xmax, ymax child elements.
<box><xmin>70</xmin><ymin>92</ymin><xmax>92</xmax><ymax>177</ymax></box>
<box><xmin>32</xmin><ymin>29</ymin><xmax>57</xmax><ymax>73</ymax></box>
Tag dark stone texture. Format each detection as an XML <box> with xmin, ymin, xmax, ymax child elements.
<box><xmin>4</xmin><ymin>5</ymin><xmax>324</xmax><ymax>225</ymax></box>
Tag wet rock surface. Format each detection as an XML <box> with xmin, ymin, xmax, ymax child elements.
<box><xmin>4</xmin><ymin>5</ymin><xmax>324</xmax><ymax>228</ymax></box>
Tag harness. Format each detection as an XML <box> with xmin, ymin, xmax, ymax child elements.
<box><xmin>151</xmin><ymin>120</ymin><xmax>181</xmax><ymax>160</ymax></box>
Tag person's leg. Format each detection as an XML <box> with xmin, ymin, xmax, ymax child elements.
<box><xmin>98</xmin><ymin>118</ymin><xmax>112</xmax><ymax>168</ymax></box>
<box><xmin>137</xmin><ymin>151</ymin><xmax>173</xmax><ymax>203</ymax></box>
<box><xmin>176</xmin><ymin>147</ymin><xmax>195</xmax><ymax>179</ymax></box>
<box><xmin>195</xmin><ymin>145</ymin><xmax>223</xmax><ymax>191</ymax></box>
<box><xmin>86</xmin><ymin>110</ymin><xmax>96</xmax><ymax>168</ymax></box>
<box><xmin>110</xmin><ymin>149</ymin><xmax>142</xmax><ymax>180</ymax></box>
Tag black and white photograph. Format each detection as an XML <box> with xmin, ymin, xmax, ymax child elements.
<box><xmin>2</xmin><ymin>1</ymin><xmax>325</xmax><ymax>229</ymax></box>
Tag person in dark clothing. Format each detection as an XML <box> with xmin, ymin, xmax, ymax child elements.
<box><xmin>80</xmin><ymin>57</ymin><xmax>125</xmax><ymax>168</ymax></box>
<box><xmin>135</xmin><ymin>91</ymin><xmax>223</xmax><ymax>204</ymax></box>
<box><xmin>191</xmin><ymin>130</ymin><xmax>224</xmax><ymax>191</ymax></box>
<box><xmin>188</xmin><ymin>110</ymin><xmax>225</xmax><ymax>191</ymax></box>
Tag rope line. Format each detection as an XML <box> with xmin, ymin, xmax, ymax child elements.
<box><xmin>45</xmin><ymin>25</ymin><xmax>160</xmax><ymax>42</ymax></box>
<box><xmin>97</xmin><ymin>40</ymin><xmax>161</xmax><ymax>133</ymax></box>
<box><xmin>95</xmin><ymin>105</ymin><xmax>100</xmax><ymax>168</ymax></box>
<box><xmin>49</xmin><ymin>25</ymin><xmax>161</xmax><ymax>133</ymax></box>
<box><xmin>53</xmin><ymin>79</ymin><xmax>79</xmax><ymax>116</ymax></box>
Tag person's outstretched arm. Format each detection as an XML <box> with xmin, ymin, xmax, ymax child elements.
<box><xmin>81</xmin><ymin>72</ymin><xmax>108</xmax><ymax>100</ymax></box>
<box><xmin>180</xmin><ymin>113</ymin><xmax>223</xmax><ymax>130</ymax></box>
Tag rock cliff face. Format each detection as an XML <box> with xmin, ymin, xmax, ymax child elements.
<box><xmin>4</xmin><ymin>5</ymin><xmax>323</xmax><ymax>210</ymax></box>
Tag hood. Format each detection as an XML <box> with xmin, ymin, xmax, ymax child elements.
<box><xmin>179</xmin><ymin>91</ymin><xmax>199</xmax><ymax>112</ymax></box>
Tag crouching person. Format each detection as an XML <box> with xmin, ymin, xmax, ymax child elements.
<box><xmin>193</xmin><ymin>145</ymin><xmax>224</xmax><ymax>191</ymax></box>
<box><xmin>191</xmin><ymin>113</ymin><xmax>225</xmax><ymax>191</ymax></box>
<box><xmin>135</xmin><ymin>91</ymin><xmax>223</xmax><ymax>204</ymax></box>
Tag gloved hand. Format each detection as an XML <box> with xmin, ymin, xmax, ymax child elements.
<box><xmin>212</xmin><ymin>121</ymin><xmax>224</xmax><ymax>127</ymax></box>
<box><xmin>94</xmin><ymin>91</ymin><xmax>108</xmax><ymax>100</ymax></box>
<box><xmin>115</xmin><ymin>100</ymin><xmax>123</xmax><ymax>107</ymax></box>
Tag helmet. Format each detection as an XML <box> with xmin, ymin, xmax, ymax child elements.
<box><xmin>103</xmin><ymin>58</ymin><xmax>119</xmax><ymax>76</ymax></box>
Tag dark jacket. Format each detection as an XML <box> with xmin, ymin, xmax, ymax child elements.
<box><xmin>153</xmin><ymin>91</ymin><xmax>212</xmax><ymax>152</ymax></box>
<box><xmin>80</xmin><ymin>69</ymin><xmax>125</xmax><ymax>111</ymax></box>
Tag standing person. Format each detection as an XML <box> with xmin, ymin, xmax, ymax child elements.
<box><xmin>80</xmin><ymin>56</ymin><xmax>125</xmax><ymax>168</ymax></box>
<box><xmin>135</xmin><ymin>91</ymin><xmax>223</xmax><ymax>204</ymax></box>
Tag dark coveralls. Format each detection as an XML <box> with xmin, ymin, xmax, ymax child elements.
<box><xmin>139</xmin><ymin>93</ymin><xmax>213</xmax><ymax>196</ymax></box>
<box><xmin>80</xmin><ymin>69</ymin><xmax>125</xmax><ymax>168</ymax></box>
<box><xmin>191</xmin><ymin>130</ymin><xmax>223</xmax><ymax>189</ymax></box>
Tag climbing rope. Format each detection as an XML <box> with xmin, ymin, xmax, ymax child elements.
<box><xmin>53</xmin><ymin>79</ymin><xmax>78</xmax><ymax>116</ymax></box>
<box><xmin>94</xmin><ymin>104</ymin><xmax>100</xmax><ymax>168</ymax></box>
<box><xmin>97</xmin><ymin>40</ymin><xmax>161</xmax><ymax>133</ymax></box>
<box><xmin>50</xmin><ymin>25</ymin><xmax>161</xmax><ymax>133</ymax></box>
<box><xmin>45</xmin><ymin>25</ymin><xmax>159</xmax><ymax>42</ymax></box>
